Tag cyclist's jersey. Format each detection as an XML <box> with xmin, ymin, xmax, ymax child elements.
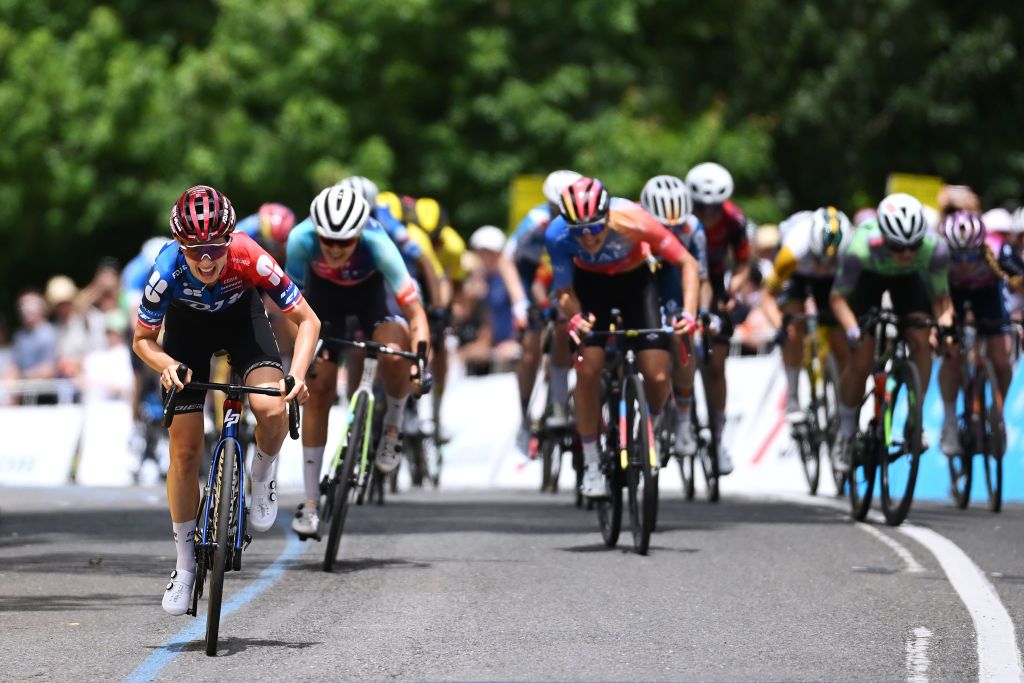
<box><xmin>703</xmin><ymin>199</ymin><xmax>751</xmax><ymax>277</ymax></box>
<box><xmin>764</xmin><ymin>213</ymin><xmax>849</xmax><ymax>292</ymax></box>
<box><xmin>833</xmin><ymin>221</ymin><xmax>949</xmax><ymax>299</ymax></box>
<box><xmin>409</xmin><ymin>224</ymin><xmax>466</xmax><ymax>282</ymax></box>
<box><xmin>506</xmin><ymin>203</ymin><xmax>556</xmax><ymax>265</ymax></box>
<box><xmin>947</xmin><ymin>233</ymin><xmax>1024</xmax><ymax>291</ymax></box>
<box><xmin>137</xmin><ymin>233</ymin><xmax>302</xmax><ymax>331</ymax></box>
<box><xmin>372</xmin><ymin>204</ymin><xmax>424</xmax><ymax>267</ymax></box>
<box><xmin>545</xmin><ymin>197</ymin><xmax>687</xmax><ymax>291</ymax></box>
<box><xmin>236</xmin><ymin>213</ymin><xmax>265</xmax><ymax>244</ymax></box>
<box><xmin>121</xmin><ymin>240</ymin><xmax>173</xmax><ymax>307</ymax></box>
<box><xmin>664</xmin><ymin>215</ymin><xmax>708</xmax><ymax>279</ymax></box>
<box><xmin>285</xmin><ymin>217</ymin><xmax>419</xmax><ymax>306</ymax></box>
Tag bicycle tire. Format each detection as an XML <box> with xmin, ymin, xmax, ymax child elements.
<box><xmin>622</xmin><ymin>375</ymin><xmax>656</xmax><ymax>554</ymax></box>
<box><xmin>823</xmin><ymin>354</ymin><xmax>847</xmax><ymax>496</ymax></box>
<box><xmin>799</xmin><ymin>365</ymin><xmax>820</xmax><ymax>495</ymax></box>
<box><xmin>540</xmin><ymin>433</ymin><xmax>554</xmax><ymax>493</ymax></box>
<box><xmin>596</xmin><ymin>460</ymin><xmax>622</xmax><ymax>547</ymax></box>
<box><xmin>880</xmin><ymin>360</ymin><xmax>923</xmax><ymax>526</ymax></box>
<box><xmin>980</xmin><ymin>359</ymin><xmax>1004</xmax><ymax>513</ymax></box>
<box><xmin>948</xmin><ymin>450</ymin><xmax>972</xmax><ymax>509</ymax></box>
<box><xmin>205</xmin><ymin>440</ymin><xmax>236</xmax><ymax>656</ymax></box>
<box><xmin>849</xmin><ymin>433</ymin><xmax>876</xmax><ymax>521</ymax></box>
<box><xmin>698</xmin><ymin>372</ymin><xmax>720</xmax><ymax>503</ymax></box>
<box><xmin>323</xmin><ymin>394</ymin><xmax>368</xmax><ymax>572</ymax></box>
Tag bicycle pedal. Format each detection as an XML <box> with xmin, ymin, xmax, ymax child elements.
<box><xmin>242</xmin><ymin>534</ymin><xmax>252</xmax><ymax>551</ymax></box>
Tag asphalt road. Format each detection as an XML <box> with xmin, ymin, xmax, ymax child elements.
<box><xmin>1</xmin><ymin>484</ymin><xmax>1021</xmax><ymax>682</ymax></box>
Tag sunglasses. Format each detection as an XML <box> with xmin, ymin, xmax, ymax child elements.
<box><xmin>887</xmin><ymin>241</ymin><xmax>923</xmax><ymax>254</ymax></box>
<box><xmin>692</xmin><ymin>201</ymin><xmax>724</xmax><ymax>211</ymax></box>
<box><xmin>319</xmin><ymin>235</ymin><xmax>358</xmax><ymax>249</ymax></box>
<box><xmin>569</xmin><ymin>222</ymin><xmax>606</xmax><ymax>238</ymax></box>
<box><xmin>180</xmin><ymin>238</ymin><xmax>231</xmax><ymax>261</ymax></box>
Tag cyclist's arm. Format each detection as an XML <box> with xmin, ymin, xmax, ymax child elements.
<box><xmin>677</xmin><ymin>246</ymin><xmax>700</xmax><ymax>318</ymax></box>
<box><xmin>400</xmin><ymin>298</ymin><xmax>430</xmax><ymax>361</ymax></box>
<box><xmin>760</xmin><ymin>246</ymin><xmax>797</xmax><ymax>328</ymax></box>
<box><xmin>281</xmin><ymin>298</ymin><xmax>320</xmax><ymax>385</ymax></box>
<box><xmin>496</xmin><ymin>253</ymin><xmax>528</xmax><ymax>325</ymax></box>
<box><xmin>417</xmin><ymin>252</ymin><xmax>445</xmax><ymax>308</ymax></box>
<box><xmin>830</xmin><ymin>247</ymin><xmax>864</xmax><ymax>336</ymax></box>
<box><xmin>829</xmin><ymin>290</ymin><xmax>859</xmax><ymax>336</ymax></box>
<box><xmin>932</xmin><ymin>294</ymin><xmax>954</xmax><ymax>328</ymax></box>
<box><xmin>555</xmin><ymin>287</ymin><xmax>582</xmax><ymax>318</ymax></box>
<box><xmin>928</xmin><ymin>238</ymin><xmax>953</xmax><ymax>327</ymax></box>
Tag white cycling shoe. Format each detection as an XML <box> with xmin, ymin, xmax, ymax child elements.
<box><xmin>674</xmin><ymin>420</ymin><xmax>698</xmax><ymax>457</ymax></box>
<box><xmin>580</xmin><ymin>464</ymin><xmax>608</xmax><ymax>500</ymax></box>
<box><xmin>162</xmin><ymin>568</ymin><xmax>195</xmax><ymax>616</ymax></box>
<box><xmin>291</xmin><ymin>503</ymin><xmax>321</xmax><ymax>539</ymax></box>
<box><xmin>376</xmin><ymin>429</ymin><xmax>402</xmax><ymax>474</ymax></box>
<box><xmin>249</xmin><ymin>478</ymin><xmax>278</xmax><ymax>533</ymax></box>
<box><xmin>940</xmin><ymin>418</ymin><xmax>960</xmax><ymax>456</ymax></box>
<box><xmin>717</xmin><ymin>448</ymin><xmax>735</xmax><ymax>475</ymax></box>
<box><xmin>833</xmin><ymin>433</ymin><xmax>853</xmax><ymax>474</ymax></box>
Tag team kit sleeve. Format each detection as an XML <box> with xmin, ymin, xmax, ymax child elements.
<box><xmin>545</xmin><ymin>218</ymin><xmax>575</xmax><ymax>291</ymax></box>
<box><xmin>136</xmin><ymin>253</ymin><xmax>177</xmax><ymax>331</ymax></box>
<box><xmin>764</xmin><ymin>246</ymin><xmax>797</xmax><ymax>294</ymax></box>
<box><xmin>364</xmin><ymin>223</ymin><xmax>420</xmax><ymax>306</ymax></box>
<box><xmin>240</xmin><ymin>235</ymin><xmax>302</xmax><ymax>312</ymax></box>
<box><xmin>831</xmin><ymin>238</ymin><xmax>866</xmax><ymax>298</ymax></box>
<box><xmin>927</xmin><ymin>238</ymin><xmax>951</xmax><ymax>298</ymax></box>
<box><xmin>689</xmin><ymin>222</ymin><xmax>709</xmax><ymax>279</ymax></box>
<box><xmin>285</xmin><ymin>220</ymin><xmax>319</xmax><ymax>289</ymax></box>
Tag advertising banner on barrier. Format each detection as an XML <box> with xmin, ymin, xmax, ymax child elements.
<box><xmin>0</xmin><ymin>406</ymin><xmax>82</xmax><ymax>486</ymax></box>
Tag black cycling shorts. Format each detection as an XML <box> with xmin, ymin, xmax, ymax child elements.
<box><xmin>952</xmin><ymin>284</ymin><xmax>1010</xmax><ymax>335</ymax></box>
<box><xmin>162</xmin><ymin>289</ymin><xmax>283</xmax><ymax>414</ymax></box>
<box><xmin>573</xmin><ymin>265</ymin><xmax>668</xmax><ymax>351</ymax></box>
<box><xmin>304</xmin><ymin>272</ymin><xmax>406</xmax><ymax>363</ymax></box>
<box><xmin>846</xmin><ymin>273</ymin><xmax>933</xmax><ymax>321</ymax></box>
<box><xmin>777</xmin><ymin>274</ymin><xmax>838</xmax><ymax>326</ymax></box>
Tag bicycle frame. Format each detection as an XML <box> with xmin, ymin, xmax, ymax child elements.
<box><xmin>332</xmin><ymin>354</ymin><xmax>379</xmax><ymax>492</ymax></box>
<box><xmin>197</xmin><ymin>394</ymin><xmax>248</xmax><ymax>559</ymax></box>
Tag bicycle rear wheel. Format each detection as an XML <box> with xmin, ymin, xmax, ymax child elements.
<box><xmin>205</xmin><ymin>440</ymin><xmax>236</xmax><ymax>656</ymax></box>
<box><xmin>822</xmin><ymin>355</ymin><xmax>847</xmax><ymax>496</ymax></box>
<box><xmin>980</xmin><ymin>360</ymin><xmax>1004</xmax><ymax>513</ymax></box>
<box><xmin>880</xmin><ymin>360</ymin><xmax>923</xmax><ymax>526</ymax></box>
<box><xmin>623</xmin><ymin>375</ymin><xmax>657</xmax><ymax>554</ymax></box>
<box><xmin>323</xmin><ymin>394</ymin><xmax>368</xmax><ymax>572</ymax></box>
<box><xmin>849</xmin><ymin>433</ymin><xmax>876</xmax><ymax>521</ymax></box>
<box><xmin>798</xmin><ymin>365</ymin><xmax>820</xmax><ymax>495</ymax></box>
<box><xmin>696</xmin><ymin>372</ymin><xmax>719</xmax><ymax>502</ymax></box>
<box><xmin>596</xmin><ymin>456</ymin><xmax>622</xmax><ymax>547</ymax></box>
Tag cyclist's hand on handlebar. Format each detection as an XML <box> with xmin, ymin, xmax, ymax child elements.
<box><xmin>160</xmin><ymin>363</ymin><xmax>190</xmax><ymax>391</ymax></box>
<box><xmin>673</xmin><ymin>312</ymin><xmax>696</xmax><ymax>337</ymax></box>
<box><xmin>845</xmin><ymin>325</ymin><xmax>861</xmax><ymax>349</ymax></box>
<box><xmin>280</xmin><ymin>376</ymin><xmax>309</xmax><ymax>404</ymax></box>
<box><xmin>567</xmin><ymin>313</ymin><xmax>595</xmax><ymax>345</ymax></box>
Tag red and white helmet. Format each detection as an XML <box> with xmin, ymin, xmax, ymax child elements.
<box><xmin>941</xmin><ymin>210</ymin><xmax>986</xmax><ymax>251</ymax></box>
<box><xmin>170</xmin><ymin>185</ymin><xmax>236</xmax><ymax>243</ymax></box>
<box><xmin>559</xmin><ymin>177</ymin><xmax>610</xmax><ymax>226</ymax></box>
<box><xmin>258</xmin><ymin>203</ymin><xmax>296</xmax><ymax>244</ymax></box>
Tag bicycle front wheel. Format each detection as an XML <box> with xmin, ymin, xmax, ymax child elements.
<box><xmin>980</xmin><ymin>359</ymin><xmax>1004</xmax><ymax>513</ymax></box>
<box><xmin>822</xmin><ymin>354</ymin><xmax>847</xmax><ymax>496</ymax></box>
<box><xmin>624</xmin><ymin>375</ymin><xmax>657</xmax><ymax>555</ymax></box>
<box><xmin>849</xmin><ymin>434</ymin><xmax>876</xmax><ymax>522</ymax></box>
<box><xmin>323</xmin><ymin>394</ymin><xmax>368</xmax><ymax>572</ymax></box>
<box><xmin>880</xmin><ymin>360</ymin><xmax>923</xmax><ymax>526</ymax></box>
<box><xmin>206</xmin><ymin>440</ymin><xmax>236</xmax><ymax>656</ymax></box>
<box><xmin>799</xmin><ymin>365</ymin><xmax>820</xmax><ymax>496</ymax></box>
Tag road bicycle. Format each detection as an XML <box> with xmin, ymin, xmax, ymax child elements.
<box><xmin>783</xmin><ymin>314</ymin><xmax>842</xmax><ymax>496</ymax></box>
<box><xmin>319</xmin><ymin>334</ymin><xmax>429</xmax><ymax>571</ymax></box>
<box><xmin>848</xmin><ymin>308</ymin><xmax>934</xmax><ymax>526</ymax></box>
<box><xmin>161</xmin><ymin>364</ymin><xmax>299</xmax><ymax>656</ymax></box>
<box><xmin>585</xmin><ymin>311</ymin><xmax>678</xmax><ymax>555</ymax></box>
<box><xmin>947</xmin><ymin>304</ymin><xmax>1008</xmax><ymax>512</ymax></box>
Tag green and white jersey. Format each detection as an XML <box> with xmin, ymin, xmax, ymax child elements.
<box><xmin>832</xmin><ymin>221</ymin><xmax>949</xmax><ymax>298</ymax></box>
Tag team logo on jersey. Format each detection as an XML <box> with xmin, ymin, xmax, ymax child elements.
<box><xmin>144</xmin><ymin>271</ymin><xmax>168</xmax><ymax>303</ymax></box>
<box><xmin>256</xmin><ymin>255</ymin><xmax>284</xmax><ymax>286</ymax></box>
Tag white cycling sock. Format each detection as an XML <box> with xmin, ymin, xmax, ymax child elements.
<box><xmin>251</xmin><ymin>445</ymin><xmax>278</xmax><ymax>483</ymax></box>
<box><xmin>303</xmin><ymin>446</ymin><xmax>324</xmax><ymax>503</ymax></box>
<box><xmin>384</xmin><ymin>393</ymin><xmax>408</xmax><ymax>431</ymax></box>
<box><xmin>550</xmin><ymin>365</ymin><xmax>570</xmax><ymax>407</ymax></box>
<box><xmin>581</xmin><ymin>437</ymin><xmax>600</xmax><ymax>468</ymax></box>
<box><xmin>839</xmin><ymin>404</ymin><xmax>859</xmax><ymax>437</ymax></box>
<box><xmin>943</xmin><ymin>401</ymin><xmax>957</xmax><ymax>425</ymax></box>
<box><xmin>676</xmin><ymin>395</ymin><xmax>692</xmax><ymax>426</ymax></box>
<box><xmin>785</xmin><ymin>366</ymin><xmax>801</xmax><ymax>403</ymax></box>
<box><xmin>172</xmin><ymin>519</ymin><xmax>197</xmax><ymax>572</ymax></box>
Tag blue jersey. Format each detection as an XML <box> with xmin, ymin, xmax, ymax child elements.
<box><xmin>285</xmin><ymin>218</ymin><xmax>420</xmax><ymax>305</ymax></box>
<box><xmin>666</xmin><ymin>215</ymin><xmax>708</xmax><ymax>279</ymax></box>
<box><xmin>373</xmin><ymin>205</ymin><xmax>423</xmax><ymax>267</ymax></box>
<box><xmin>137</xmin><ymin>233</ymin><xmax>301</xmax><ymax>331</ymax></box>
<box><xmin>507</xmin><ymin>203</ymin><xmax>556</xmax><ymax>264</ymax></box>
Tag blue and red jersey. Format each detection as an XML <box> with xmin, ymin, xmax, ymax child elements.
<box><xmin>137</xmin><ymin>233</ymin><xmax>302</xmax><ymax>331</ymax></box>
<box><xmin>703</xmin><ymin>200</ymin><xmax>751</xmax><ymax>277</ymax></box>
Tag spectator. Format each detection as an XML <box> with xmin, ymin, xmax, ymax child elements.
<box><xmin>467</xmin><ymin>225</ymin><xmax>526</xmax><ymax>371</ymax></box>
<box><xmin>76</xmin><ymin>258</ymin><xmax>121</xmax><ymax>315</ymax></box>
<box><xmin>6</xmin><ymin>291</ymin><xmax>59</xmax><ymax>403</ymax></box>
<box><xmin>78</xmin><ymin>309</ymin><xmax>135</xmax><ymax>402</ymax></box>
<box><xmin>46</xmin><ymin>274</ymin><xmax>103</xmax><ymax>379</ymax></box>
<box><xmin>451</xmin><ymin>254</ymin><xmax>493</xmax><ymax>375</ymax></box>
<box><xmin>0</xmin><ymin>314</ymin><xmax>12</xmax><ymax>405</ymax></box>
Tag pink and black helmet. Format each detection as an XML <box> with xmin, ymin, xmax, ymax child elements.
<box><xmin>170</xmin><ymin>185</ymin><xmax>236</xmax><ymax>243</ymax></box>
<box><xmin>559</xmin><ymin>177</ymin><xmax>610</xmax><ymax>226</ymax></box>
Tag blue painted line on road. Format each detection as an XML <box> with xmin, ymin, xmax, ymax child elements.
<box><xmin>123</xmin><ymin>516</ymin><xmax>309</xmax><ymax>683</ymax></box>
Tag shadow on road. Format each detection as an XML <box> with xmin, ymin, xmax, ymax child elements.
<box><xmin>148</xmin><ymin>636</ymin><xmax>320</xmax><ymax>657</ymax></box>
<box><xmin>290</xmin><ymin>556</ymin><xmax>432</xmax><ymax>573</ymax></box>
<box><xmin>0</xmin><ymin>592</ymin><xmax>152</xmax><ymax>612</ymax></box>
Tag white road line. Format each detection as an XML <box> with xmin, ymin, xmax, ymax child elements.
<box><xmin>899</xmin><ymin>525</ymin><xmax>1024</xmax><ymax>683</ymax></box>
<box><xmin>905</xmin><ymin>626</ymin><xmax>932</xmax><ymax>683</ymax></box>
<box><xmin>857</xmin><ymin>522</ymin><xmax>926</xmax><ymax>573</ymax></box>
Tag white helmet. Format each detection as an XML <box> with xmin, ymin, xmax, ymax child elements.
<box><xmin>982</xmin><ymin>208</ymin><xmax>1012</xmax><ymax>234</ymax></box>
<box><xmin>808</xmin><ymin>206</ymin><xmax>851</xmax><ymax>259</ymax></box>
<box><xmin>685</xmin><ymin>162</ymin><xmax>733</xmax><ymax>204</ymax></box>
<box><xmin>542</xmin><ymin>170</ymin><xmax>582</xmax><ymax>206</ymax></box>
<box><xmin>310</xmin><ymin>185</ymin><xmax>370</xmax><ymax>240</ymax></box>
<box><xmin>469</xmin><ymin>225</ymin><xmax>506</xmax><ymax>252</ymax></box>
<box><xmin>640</xmin><ymin>175</ymin><xmax>692</xmax><ymax>226</ymax></box>
<box><xmin>1012</xmin><ymin>207</ymin><xmax>1024</xmax><ymax>235</ymax></box>
<box><xmin>877</xmin><ymin>193</ymin><xmax>927</xmax><ymax>246</ymax></box>
<box><xmin>336</xmin><ymin>175</ymin><xmax>379</xmax><ymax>206</ymax></box>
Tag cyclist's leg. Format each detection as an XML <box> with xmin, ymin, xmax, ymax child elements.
<box><xmin>364</xmin><ymin>276</ymin><xmax>413</xmax><ymax>473</ymax></box>
<box><xmin>892</xmin><ymin>274</ymin><xmax>937</xmax><ymax>405</ymax></box>
<box><xmin>514</xmin><ymin>258</ymin><xmax>542</xmax><ymax>416</ymax></box>
<box><xmin>777</xmin><ymin>276</ymin><xmax>809</xmax><ymax>416</ymax></box>
<box><xmin>302</xmin><ymin>357</ymin><xmax>339</xmax><ymax>508</ymax></box>
<box><xmin>706</xmin><ymin>278</ymin><xmax>732</xmax><ymax>444</ymax></box>
<box><xmin>836</xmin><ymin>276</ymin><xmax>884</xmax><ymax>443</ymax></box>
<box><xmin>631</xmin><ymin>266</ymin><xmax>673</xmax><ymax>417</ymax></box>
<box><xmin>976</xmin><ymin>285</ymin><xmax>1013</xmax><ymax>397</ymax></box>
<box><xmin>938</xmin><ymin>289</ymin><xmax>967</xmax><ymax>453</ymax></box>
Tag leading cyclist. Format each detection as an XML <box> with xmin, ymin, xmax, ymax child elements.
<box><xmin>829</xmin><ymin>193</ymin><xmax>953</xmax><ymax>472</ymax></box>
<box><xmin>546</xmin><ymin>177</ymin><xmax>699</xmax><ymax>498</ymax></box>
<box><xmin>132</xmin><ymin>185</ymin><xmax>319</xmax><ymax>615</ymax></box>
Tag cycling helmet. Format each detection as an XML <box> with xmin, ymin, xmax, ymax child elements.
<box><xmin>852</xmin><ymin>207</ymin><xmax>877</xmax><ymax>228</ymax></box>
<box><xmin>412</xmin><ymin>197</ymin><xmax>450</xmax><ymax>236</ymax></box>
<box><xmin>310</xmin><ymin>185</ymin><xmax>370</xmax><ymax>240</ymax></box>
<box><xmin>685</xmin><ymin>162</ymin><xmax>733</xmax><ymax>204</ymax></box>
<box><xmin>337</xmin><ymin>175</ymin><xmax>379</xmax><ymax>206</ymax></box>
<box><xmin>1012</xmin><ymin>207</ymin><xmax>1024</xmax><ymax>234</ymax></box>
<box><xmin>640</xmin><ymin>175</ymin><xmax>692</xmax><ymax>226</ymax></box>
<box><xmin>982</xmin><ymin>208</ymin><xmax>1012</xmax><ymax>234</ymax></box>
<box><xmin>376</xmin><ymin>191</ymin><xmax>405</xmax><ymax>221</ymax></box>
<box><xmin>941</xmin><ymin>210</ymin><xmax>986</xmax><ymax>251</ymax></box>
<box><xmin>809</xmin><ymin>206</ymin><xmax>851</xmax><ymax>259</ymax></box>
<box><xmin>469</xmin><ymin>225</ymin><xmax>507</xmax><ymax>252</ymax></box>
<box><xmin>542</xmin><ymin>170</ymin><xmax>583</xmax><ymax>206</ymax></box>
<box><xmin>258</xmin><ymin>203</ymin><xmax>295</xmax><ymax>244</ymax></box>
<box><xmin>559</xmin><ymin>177</ymin><xmax>610</xmax><ymax>226</ymax></box>
<box><xmin>877</xmin><ymin>193</ymin><xmax>927</xmax><ymax>247</ymax></box>
<box><xmin>170</xmin><ymin>185</ymin><xmax>236</xmax><ymax>243</ymax></box>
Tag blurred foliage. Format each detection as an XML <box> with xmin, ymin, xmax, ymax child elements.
<box><xmin>0</xmin><ymin>0</ymin><xmax>1021</xmax><ymax>304</ymax></box>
